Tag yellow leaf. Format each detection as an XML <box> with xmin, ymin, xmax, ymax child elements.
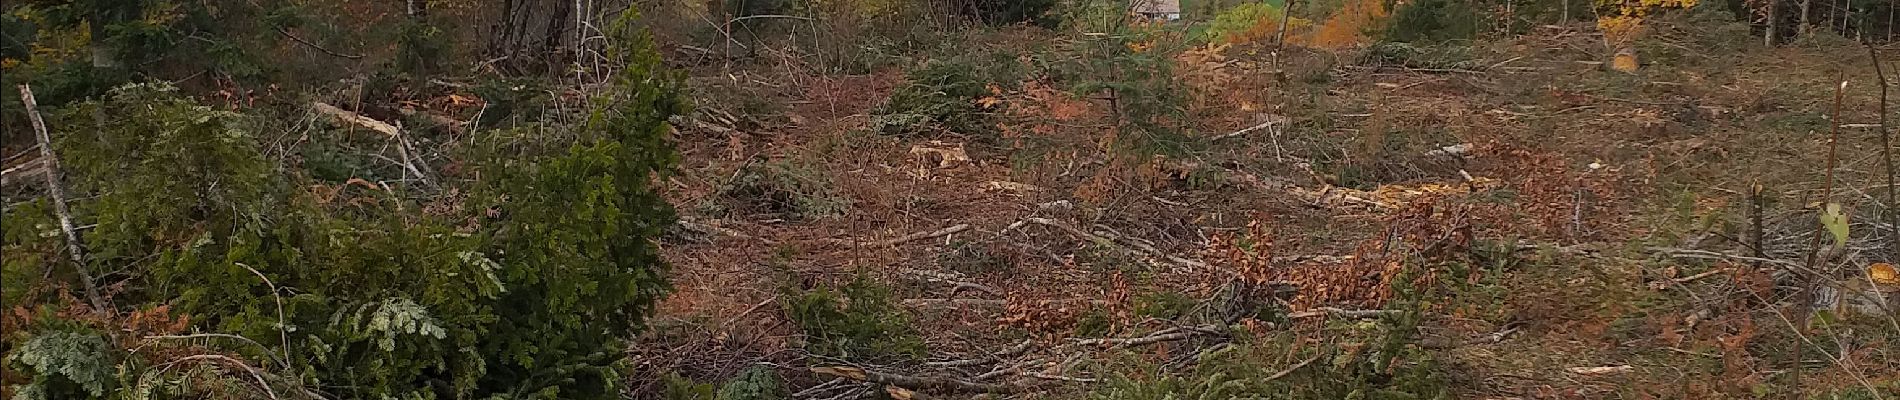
<box><xmin>1821</xmin><ymin>203</ymin><xmax>1849</xmax><ymax>247</ymax></box>
<box><xmin>1871</xmin><ymin>263</ymin><xmax>1900</xmax><ymax>286</ymax></box>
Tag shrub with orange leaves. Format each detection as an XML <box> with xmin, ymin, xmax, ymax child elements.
<box><xmin>1303</xmin><ymin>0</ymin><xmax>1389</xmax><ymax>49</ymax></box>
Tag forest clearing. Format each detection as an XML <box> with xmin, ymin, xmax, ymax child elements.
<box><xmin>2</xmin><ymin>0</ymin><xmax>1898</xmax><ymax>398</ymax></box>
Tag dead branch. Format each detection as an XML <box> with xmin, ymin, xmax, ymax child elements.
<box><xmin>312</xmin><ymin>102</ymin><xmax>433</xmax><ymax>186</ymax></box>
<box><xmin>722</xmin><ymin>295</ymin><xmax>778</xmax><ymax>327</ymax></box>
<box><xmin>1213</xmin><ymin>118</ymin><xmax>1282</xmax><ymax>141</ymax></box>
<box><xmin>1024</xmin><ymin>218</ymin><xmax>1207</xmax><ymax>269</ymax></box>
<box><xmin>18</xmin><ymin>84</ymin><xmax>107</xmax><ymax>314</ymax></box>
<box><xmin>1262</xmin><ymin>355</ymin><xmax>1322</xmax><ymax>382</ymax></box>
<box><xmin>902</xmin><ymin>298</ymin><xmax>1111</xmax><ymax>308</ymax></box>
<box><xmin>973</xmin><ymin>363</ymin><xmax>1030</xmax><ymax>381</ymax></box>
<box><xmin>924</xmin><ymin>339</ymin><xmax>1035</xmax><ymax>369</ymax></box>
<box><xmin>1648</xmin><ymin>247</ymin><xmax>1800</xmax><ymax>267</ymax></box>
<box><xmin>865</xmin><ymin>224</ymin><xmax>970</xmax><ymax>247</ymax></box>
<box><xmin>1024</xmin><ymin>372</ymin><xmax>1098</xmax><ymax>383</ymax></box>
<box><xmin>965</xmin><ymin>325</ymin><xmax>1224</xmax><ymax>384</ymax></box>
<box><xmin>810</xmin><ymin>366</ymin><xmax>1023</xmax><ymax>394</ymax></box>
<box><xmin>1468</xmin><ymin>325</ymin><xmax>1522</xmax><ymax>345</ymax></box>
<box><xmin>677</xmin><ymin>216</ymin><xmax>778</xmax><ymax>244</ymax></box>
<box><xmin>924</xmin><ymin>358</ymin><xmax>997</xmax><ymax>368</ymax></box>
<box><xmin>1584</xmin><ymin>94</ymin><xmax>1686</xmax><ymax>106</ymax></box>
<box><xmin>1074</xmin><ymin>324</ymin><xmax>1222</xmax><ymax>347</ymax></box>
<box><xmin>791</xmin><ymin>378</ymin><xmax>850</xmax><ymax>398</ymax></box>
<box><xmin>314</xmin><ymin>102</ymin><xmax>399</xmax><ymax>136</ymax></box>
<box><xmin>396</xmin><ymin>107</ymin><xmax>464</xmax><ymax>130</ymax></box>
<box><xmin>233</xmin><ymin>262</ymin><xmax>291</xmax><ymax>368</ymax></box>
<box><xmin>0</xmin><ymin>157</ymin><xmax>44</xmax><ymax>188</ymax></box>
<box><xmin>997</xmin><ymin>338</ymin><xmax>1035</xmax><ymax>358</ymax></box>
<box><xmin>1807</xmin><ymin>77</ymin><xmax>1848</xmax><ymax>271</ymax></box>
<box><xmin>277</xmin><ymin>27</ymin><xmax>363</xmax><ymax>59</ymax></box>
<box><xmin>1872</xmin><ymin>45</ymin><xmax>1895</xmax><ymax>259</ymax></box>
<box><xmin>1566</xmin><ymin>365</ymin><xmax>1633</xmax><ymax>375</ymax></box>
<box><xmin>897</xmin><ymin>268</ymin><xmax>1001</xmax><ymax>297</ymax></box>
<box><xmin>1197</xmin><ymin>163</ymin><xmax>1395</xmax><ymax>210</ymax></box>
<box><xmin>1287</xmin><ymin>307</ymin><xmax>1400</xmax><ymax>319</ymax></box>
<box><xmin>1151</xmin><ymin>196</ymin><xmax>1189</xmax><ymax>207</ymax></box>
<box><xmin>951</xmin><ymin>282</ymin><xmax>1002</xmax><ymax>297</ymax></box>
<box><xmin>1672</xmin><ymin>268</ymin><xmax>1729</xmax><ymax>283</ymax></box>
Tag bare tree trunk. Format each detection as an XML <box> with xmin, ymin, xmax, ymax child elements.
<box><xmin>1840</xmin><ymin>0</ymin><xmax>1848</xmax><ymax>34</ymax></box>
<box><xmin>1830</xmin><ymin>0</ymin><xmax>1840</xmax><ymax>33</ymax></box>
<box><xmin>1801</xmin><ymin>0</ymin><xmax>1813</xmax><ymax>36</ymax></box>
<box><xmin>1831</xmin><ymin>0</ymin><xmax>1846</xmax><ymax>33</ymax></box>
<box><xmin>1273</xmin><ymin>0</ymin><xmax>1294</xmax><ymax>70</ymax></box>
<box><xmin>1840</xmin><ymin>0</ymin><xmax>1851</xmax><ymax>35</ymax></box>
<box><xmin>88</xmin><ymin>0</ymin><xmax>142</xmax><ymax>70</ymax></box>
<box><xmin>1767</xmin><ymin>0</ymin><xmax>1780</xmax><ymax>46</ymax></box>
<box><xmin>489</xmin><ymin>0</ymin><xmax>577</xmax><ymax>76</ymax></box>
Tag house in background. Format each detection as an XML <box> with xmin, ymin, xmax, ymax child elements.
<box><xmin>1132</xmin><ymin>0</ymin><xmax>1182</xmax><ymax>20</ymax></box>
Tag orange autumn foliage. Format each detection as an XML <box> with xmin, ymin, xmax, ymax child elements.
<box><xmin>1304</xmin><ymin>0</ymin><xmax>1388</xmax><ymax>49</ymax></box>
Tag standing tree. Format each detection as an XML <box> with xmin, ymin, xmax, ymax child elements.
<box><xmin>12</xmin><ymin>0</ymin><xmax>146</xmax><ymax>69</ymax></box>
<box><xmin>489</xmin><ymin>0</ymin><xmax>577</xmax><ymax>75</ymax></box>
<box><xmin>85</xmin><ymin>0</ymin><xmax>141</xmax><ymax>70</ymax></box>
